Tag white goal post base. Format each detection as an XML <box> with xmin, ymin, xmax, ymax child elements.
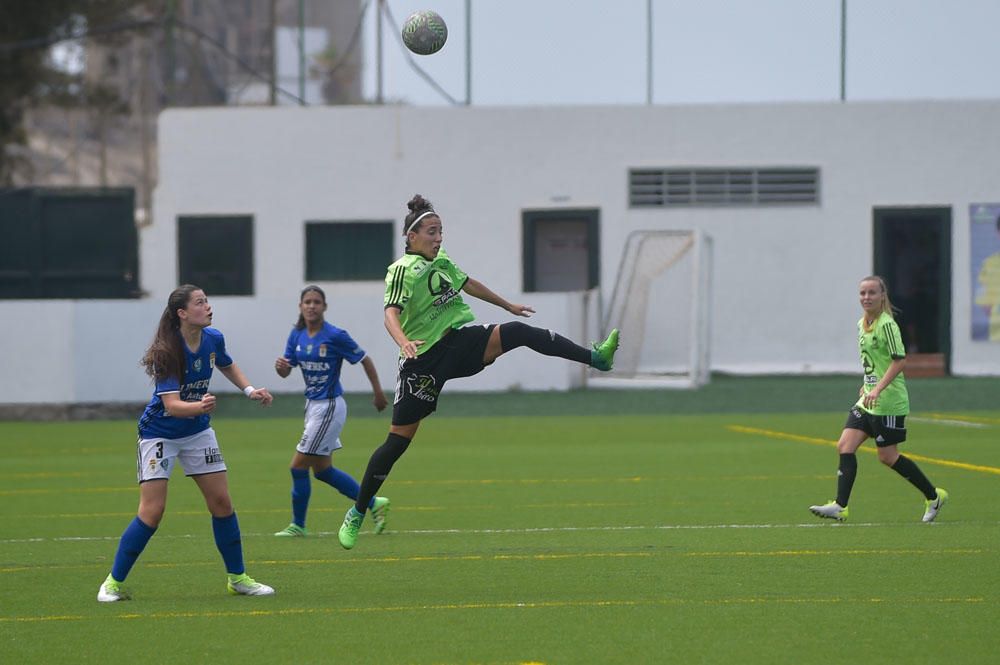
<box><xmin>587</xmin><ymin>375</ymin><xmax>704</xmax><ymax>390</ymax></box>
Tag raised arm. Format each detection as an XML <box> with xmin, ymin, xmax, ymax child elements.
<box><xmin>461</xmin><ymin>277</ymin><xmax>535</xmax><ymax>317</ymax></box>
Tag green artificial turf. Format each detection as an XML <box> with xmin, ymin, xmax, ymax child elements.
<box><xmin>2</xmin><ymin>382</ymin><xmax>998</xmax><ymax>664</ymax></box>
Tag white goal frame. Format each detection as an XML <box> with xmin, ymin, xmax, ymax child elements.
<box><xmin>588</xmin><ymin>229</ymin><xmax>713</xmax><ymax>389</ymax></box>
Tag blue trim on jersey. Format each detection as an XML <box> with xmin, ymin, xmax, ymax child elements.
<box><xmin>137</xmin><ymin>327</ymin><xmax>233</xmax><ymax>439</ymax></box>
<box><xmin>283</xmin><ymin>322</ymin><xmax>365</xmax><ymax>400</ymax></box>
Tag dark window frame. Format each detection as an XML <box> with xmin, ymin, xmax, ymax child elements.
<box><xmin>304</xmin><ymin>220</ymin><xmax>394</xmax><ymax>282</ymax></box>
<box><xmin>0</xmin><ymin>187</ymin><xmax>139</xmax><ymax>299</ymax></box>
<box><xmin>177</xmin><ymin>214</ymin><xmax>254</xmax><ymax>296</ymax></box>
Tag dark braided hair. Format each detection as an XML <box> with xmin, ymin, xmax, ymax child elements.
<box><xmin>403</xmin><ymin>194</ymin><xmax>439</xmax><ymax>248</ymax></box>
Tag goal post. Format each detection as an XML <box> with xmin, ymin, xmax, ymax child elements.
<box><xmin>588</xmin><ymin>229</ymin><xmax>713</xmax><ymax>389</ymax></box>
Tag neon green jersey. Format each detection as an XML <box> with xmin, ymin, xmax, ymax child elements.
<box><xmin>383</xmin><ymin>248</ymin><xmax>475</xmax><ymax>356</ymax></box>
<box><xmin>855</xmin><ymin>311</ymin><xmax>909</xmax><ymax>415</ymax></box>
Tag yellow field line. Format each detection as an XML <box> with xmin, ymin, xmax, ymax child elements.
<box><xmin>0</xmin><ymin>477</ymin><xmax>651</xmax><ymax>497</ymax></box>
<box><xmin>728</xmin><ymin>425</ymin><xmax>1000</xmax><ymax>476</ymax></box>
<box><xmin>5</xmin><ymin>545</ymin><xmax>991</xmax><ymax>575</ymax></box>
<box><xmin>0</xmin><ymin>551</ymin><xmax>650</xmax><ymax>574</ymax></box>
<box><xmin>1</xmin><ymin>596</ymin><xmax>985</xmax><ymax>623</ymax></box>
<box><xmin>687</xmin><ymin>548</ymin><xmax>983</xmax><ymax>557</ymax></box>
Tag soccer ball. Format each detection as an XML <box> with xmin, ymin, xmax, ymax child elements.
<box><xmin>401</xmin><ymin>10</ymin><xmax>447</xmax><ymax>55</ymax></box>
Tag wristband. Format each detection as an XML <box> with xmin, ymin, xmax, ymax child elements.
<box><xmin>243</xmin><ymin>385</ymin><xmax>255</xmax><ymax>397</ymax></box>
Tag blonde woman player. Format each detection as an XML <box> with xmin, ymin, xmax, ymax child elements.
<box><xmin>337</xmin><ymin>194</ymin><xmax>620</xmax><ymax>550</ymax></box>
<box><xmin>98</xmin><ymin>284</ymin><xmax>275</xmax><ymax>602</ymax></box>
<box><xmin>272</xmin><ymin>285</ymin><xmax>390</xmax><ymax>538</ymax></box>
<box><xmin>809</xmin><ymin>276</ymin><xmax>948</xmax><ymax>523</ymax></box>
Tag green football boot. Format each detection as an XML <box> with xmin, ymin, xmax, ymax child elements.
<box><xmin>371</xmin><ymin>497</ymin><xmax>390</xmax><ymax>534</ymax></box>
<box><xmin>338</xmin><ymin>507</ymin><xmax>364</xmax><ymax>549</ymax></box>
<box><xmin>274</xmin><ymin>523</ymin><xmax>307</xmax><ymax>537</ymax></box>
<box><xmin>591</xmin><ymin>328</ymin><xmax>620</xmax><ymax>371</ymax></box>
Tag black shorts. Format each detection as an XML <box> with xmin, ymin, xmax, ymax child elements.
<box><xmin>844</xmin><ymin>407</ymin><xmax>907</xmax><ymax>446</ymax></box>
<box><xmin>392</xmin><ymin>324</ymin><xmax>496</xmax><ymax>426</ymax></box>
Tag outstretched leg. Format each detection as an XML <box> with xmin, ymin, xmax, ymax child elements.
<box><xmin>486</xmin><ymin>321</ymin><xmax>619</xmax><ymax>370</ymax></box>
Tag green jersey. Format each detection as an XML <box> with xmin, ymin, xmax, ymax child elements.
<box><xmin>855</xmin><ymin>311</ymin><xmax>909</xmax><ymax>415</ymax></box>
<box><xmin>384</xmin><ymin>248</ymin><xmax>475</xmax><ymax>356</ymax></box>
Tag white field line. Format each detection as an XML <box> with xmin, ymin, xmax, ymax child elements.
<box><xmin>0</xmin><ymin>520</ymin><xmax>978</xmax><ymax>546</ymax></box>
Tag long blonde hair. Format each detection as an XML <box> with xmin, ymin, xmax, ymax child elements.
<box><xmin>860</xmin><ymin>275</ymin><xmax>895</xmax><ymax>332</ymax></box>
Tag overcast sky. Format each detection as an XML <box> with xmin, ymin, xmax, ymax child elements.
<box><xmin>362</xmin><ymin>0</ymin><xmax>1000</xmax><ymax>106</ymax></box>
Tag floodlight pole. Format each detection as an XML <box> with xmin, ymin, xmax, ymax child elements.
<box><xmin>298</xmin><ymin>0</ymin><xmax>306</xmax><ymax>105</ymax></box>
<box><xmin>840</xmin><ymin>0</ymin><xmax>847</xmax><ymax>101</ymax></box>
<box><xmin>646</xmin><ymin>0</ymin><xmax>653</xmax><ymax>105</ymax></box>
<box><xmin>376</xmin><ymin>0</ymin><xmax>384</xmax><ymax>104</ymax></box>
<box><xmin>465</xmin><ymin>0</ymin><xmax>472</xmax><ymax>105</ymax></box>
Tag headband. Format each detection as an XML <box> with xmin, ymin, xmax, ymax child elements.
<box><xmin>406</xmin><ymin>209</ymin><xmax>439</xmax><ymax>234</ymax></box>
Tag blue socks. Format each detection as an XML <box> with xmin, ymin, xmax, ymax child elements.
<box><xmin>314</xmin><ymin>466</ymin><xmax>363</xmax><ymax>502</ymax></box>
<box><xmin>290</xmin><ymin>466</ymin><xmax>371</xmax><ymax>529</ymax></box>
<box><xmin>212</xmin><ymin>512</ymin><xmax>244</xmax><ymax>575</ymax></box>
<box><xmin>290</xmin><ymin>468</ymin><xmax>311</xmax><ymax>527</ymax></box>
<box><xmin>111</xmin><ymin>516</ymin><xmax>156</xmax><ymax>582</ymax></box>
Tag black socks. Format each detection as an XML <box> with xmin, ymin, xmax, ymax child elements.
<box><xmin>355</xmin><ymin>433</ymin><xmax>412</xmax><ymax>513</ymax></box>
<box><xmin>498</xmin><ymin>321</ymin><xmax>591</xmax><ymax>364</ymax></box>
<box><xmin>836</xmin><ymin>453</ymin><xmax>857</xmax><ymax>507</ymax></box>
<box><xmin>890</xmin><ymin>454</ymin><xmax>937</xmax><ymax>500</ymax></box>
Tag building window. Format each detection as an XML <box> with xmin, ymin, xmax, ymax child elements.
<box><xmin>305</xmin><ymin>221</ymin><xmax>394</xmax><ymax>281</ymax></box>
<box><xmin>0</xmin><ymin>187</ymin><xmax>139</xmax><ymax>299</ymax></box>
<box><xmin>177</xmin><ymin>215</ymin><xmax>253</xmax><ymax>295</ymax></box>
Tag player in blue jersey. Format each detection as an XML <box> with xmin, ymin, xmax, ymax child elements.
<box><xmin>272</xmin><ymin>285</ymin><xmax>390</xmax><ymax>537</ymax></box>
<box><xmin>97</xmin><ymin>284</ymin><xmax>276</xmax><ymax>602</ymax></box>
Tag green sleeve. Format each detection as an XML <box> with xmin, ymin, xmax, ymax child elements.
<box><xmin>384</xmin><ymin>262</ymin><xmax>410</xmax><ymax>309</ymax></box>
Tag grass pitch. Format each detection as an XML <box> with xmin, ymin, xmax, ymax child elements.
<box><xmin>2</xmin><ymin>379</ymin><xmax>999</xmax><ymax>664</ymax></box>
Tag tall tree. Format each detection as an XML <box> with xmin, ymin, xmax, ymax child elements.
<box><xmin>0</xmin><ymin>0</ymin><xmax>147</xmax><ymax>185</ymax></box>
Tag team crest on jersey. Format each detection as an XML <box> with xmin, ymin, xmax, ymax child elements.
<box><xmin>209</xmin><ymin>352</ymin><xmax>216</xmax><ymax>368</ymax></box>
<box><xmin>193</xmin><ymin>358</ymin><xmax>202</xmax><ymax>372</ymax></box>
<box><xmin>306</xmin><ymin>344</ymin><xmax>313</xmax><ymax>355</ymax></box>
<box><xmin>428</xmin><ymin>270</ymin><xmax>460</xmax><ymax>307</ymax></box>
<box><xmin>319</xmin><ymin>344</ymin><xmax>327</xmax><ymax>358</ymax></box>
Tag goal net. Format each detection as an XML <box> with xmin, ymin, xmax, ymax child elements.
<box><xmin>588</xmin><ymin>229</ymin><xmax>712</xmax><ymax>389</ymax></box>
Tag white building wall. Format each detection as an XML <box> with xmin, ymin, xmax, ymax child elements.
<box><xmin>2</xmin><ymin>100</ymin><xmax>998</xmax><ymax>404</ymax></box>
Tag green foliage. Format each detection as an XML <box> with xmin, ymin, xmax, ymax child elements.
<box><xmin>2</xmin><ymin>394</ymin><xmax>999</xmax><ymax>663</ymax></box>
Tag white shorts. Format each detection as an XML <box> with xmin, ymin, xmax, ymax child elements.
<box><xmin>297</xmin><ymin>396</ymin><xmax>347</xmax><ymax>456</ymax></box>
<box><xmin>137</xmin><ymin>427</ymin><xmax>227</xmax><ymax>483</ymax></box>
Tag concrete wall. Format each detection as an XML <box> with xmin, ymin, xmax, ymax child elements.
<box><xmin>2</xmin><ymin>100</ymin><xmax>998</xmax><ymax>404</ymax></box>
